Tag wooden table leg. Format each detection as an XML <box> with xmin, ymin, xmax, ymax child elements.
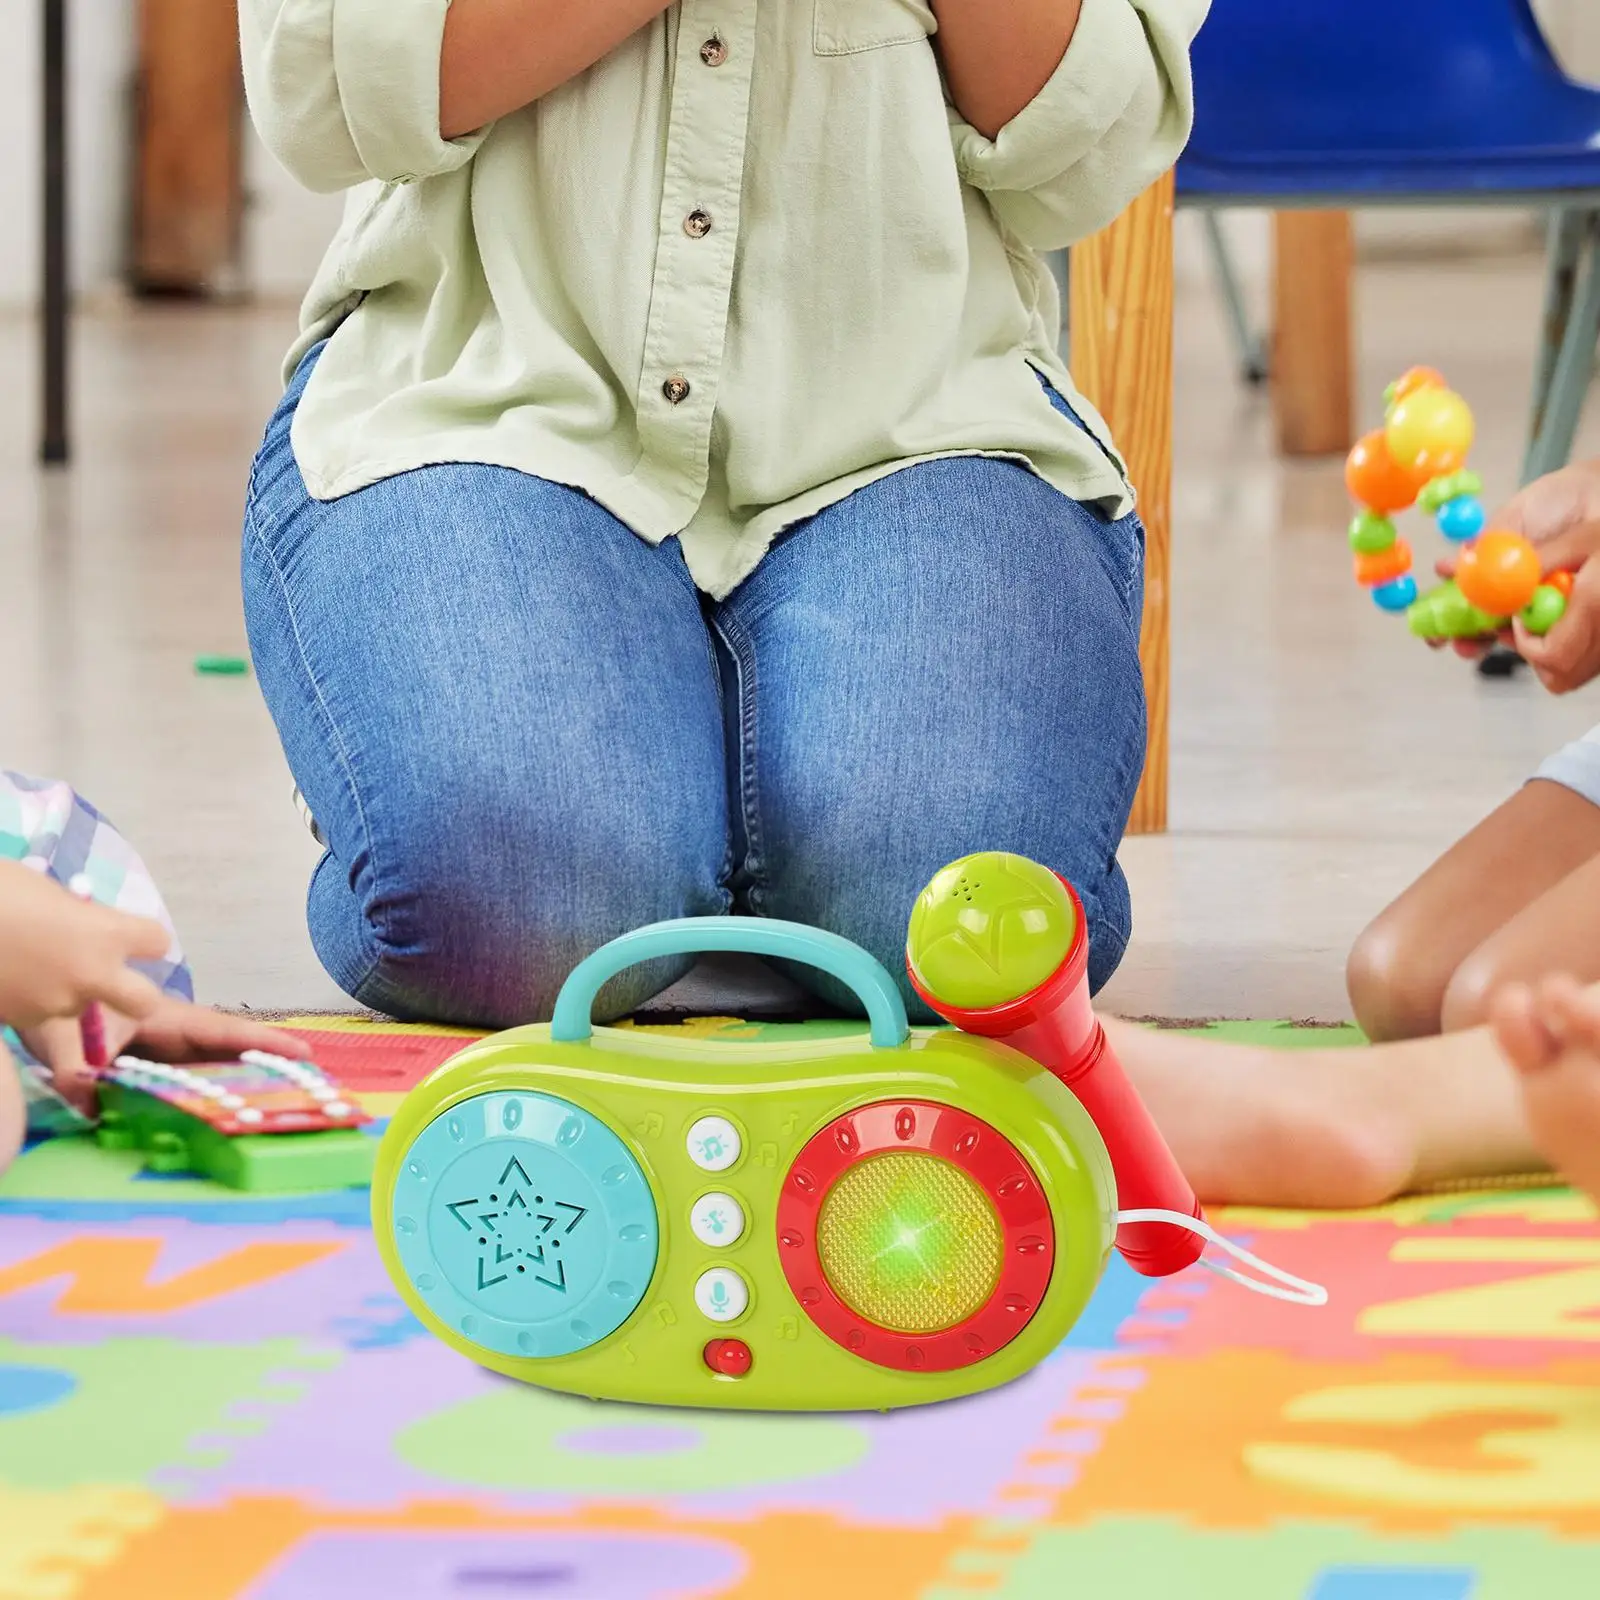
<box><xmin>1069</xmin><ymin>171</ymin><xmax>1174</xmax><ymax>836</ymax></box>
<box><xmin>133</xmin><ymin>0</ymin><xmax>243</xmax><ymax>293</ymax></box>
<box><xmin>1271</xmin><ymin>210</ymin><xmax>1354</xmax><ymax>457</ymax></box>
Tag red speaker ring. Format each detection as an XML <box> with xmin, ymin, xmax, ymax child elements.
<box><xmin>775</xmin><ymin>1100</ymin><xmax>1056</xmax><ymax>1373</ymax></box>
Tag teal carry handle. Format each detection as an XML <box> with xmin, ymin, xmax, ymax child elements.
<box><xmin>550</xmin><ymin>917</ymin><xmax>911</xmax><ymax>1049</ymax></box>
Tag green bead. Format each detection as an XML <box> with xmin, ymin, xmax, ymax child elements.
<box><xmin>1406</xmin><ymin>580</ymin><xmax>1503</xmax><ymax>640</ymax></box>
<box><xmin>1419</xmin><ymin>469</ymin><xmax>1484</xmax><ymax>513</ymax></box>
<box><xmin>1348</xmin><ymin>511</ymin><xmax>1398</xmax><ymax>554</ymax></box>
<box><xmin>1521</xmin><ymin>586</ymin><xmax>1568</xmax><ymax>637</ymax></box>
<box><xmin>1417</xmin><ymin>475</ymin><xmax>1457</xmax><ymax>513</ymax></box>
<box><xmin>906</xmin><ymin>852</ymin><xmax>1076</xmax><ymax>1011</ymax></box>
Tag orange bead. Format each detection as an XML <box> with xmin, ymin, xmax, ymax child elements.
<box><xmin>1455</xmin><ymin>530</ymin><xmax>1543</xmax><ymax>616</ymax></box>
<box><xmin>1388</xmin><ymin>366</ymin><xmax>1447</xmax><ymax>406</ymax></box>
<box><xmin>1354</xmin><ymin>538</ymin><xmax>1413</xmax><ymax>587</ymax></box>
<box><xmin>1345</xmin><ymin>430</ymin><xmax>1428</xmax><ymax>513</ymax></box>
<box><xmin>1548</xmin><ymin>569</ymin><xmax>1576</xmax><ymax>598</ymax></box>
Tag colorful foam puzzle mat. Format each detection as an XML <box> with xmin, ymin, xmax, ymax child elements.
<box><xmin>2</xmin><ymin>1015</ymin><xmax>1599</xmax><ymax>1599</ymax></box>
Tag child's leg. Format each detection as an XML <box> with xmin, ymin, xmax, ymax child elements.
<box><xmin>1346</xmin><ymin>779</ymin><xmax>1600</xmax><ymax>1041</ymax></box>
<box><xmin>1102</xmin><ymin>1014</ymin><xmax>1541</xmax><ymax>1208</ymax></box>
<box><xmin>1440</xmin><ymin>847</ymin><xmax>1600</xmax><ymax>1031</ymax></box>
<box><xmin>1492</xmin><ymin>976</ymin><xmax>1600</xmax><ymax>1204</ymax></box>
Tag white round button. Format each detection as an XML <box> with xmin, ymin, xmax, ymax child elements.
<box><xmin>690</xmin><ymin>1192</ymin><xmax>746</xmax><ymax>1248</ymax></box>
<box><xmin>686</xmin><ymin>1116</ymin><xmax>741</xmax><ymax>1172</ymax></box>
<box><xmin>695</xmin><ymin>1268</ymin><xmax>749</xmax><ymax>1323</ymax></box>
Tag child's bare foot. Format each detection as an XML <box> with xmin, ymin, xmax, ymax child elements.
<box><xmin>1492</xmin><ymin>976</ymin><xmax>1600</xmax><ymax>1204</ymax></box>
<box><xmin>1101</xmin><ymin>1019</ymin><xmax>1418</xmax><ymax>1209</ymax></box>
<box><xmin>1102</xmin><ymin>1013</ymin><xmax>1545</xmax><ymax>1210</ymax></box>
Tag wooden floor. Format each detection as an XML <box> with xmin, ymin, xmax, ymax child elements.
<box><xmin>2</xmin><ymin>251</ymin><xmax>1598</xmax><ymax>1019</ymax></box>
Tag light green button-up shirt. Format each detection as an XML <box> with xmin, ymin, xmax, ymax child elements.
<box><xmin>243</xmin><ymin>0</ymin><xmax>1204</xmax><ymax>597</ymax></box>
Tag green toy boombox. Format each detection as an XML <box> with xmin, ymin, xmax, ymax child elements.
<box><xmin>372</xmin><ymin>854</ymin><xmax>1322</xmax><ymax>1412</ymax></box>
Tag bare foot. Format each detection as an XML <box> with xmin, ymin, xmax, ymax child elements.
<box><xmin>1101</xmin><ymin>1019</ymin><xmax>1418</xmax><ymax>1209</ymax></box>
<box><xmin>1102</xmin><ymin>1008</ymin><xmax>1550</xmax><ymax>1209</ymax></box>
<box><xmin>1491</xmin><ymin>976</ymin><xmax>1600</xmax><ymax>1204</ymax></box>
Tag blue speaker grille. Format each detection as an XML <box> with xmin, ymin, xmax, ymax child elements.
<box><xmin>390</xmin><ymin>1091</ymin><xmax>658</xmax><ymax>1359</ymax></box>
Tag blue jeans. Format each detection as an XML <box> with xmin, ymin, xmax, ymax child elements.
<box><xmin>243</xmin><ymin>349</ymin><xmax>1146</xmax><ymax>1028</ymax></box>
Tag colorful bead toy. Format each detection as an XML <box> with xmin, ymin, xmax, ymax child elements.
<box><xmin>1345</xmin><ymin>369</ymin><xmax>1570</xmax><ymax>640</ymax></box>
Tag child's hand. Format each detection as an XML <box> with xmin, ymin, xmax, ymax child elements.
<box><xmin>0</xmin><ymin>859</ymin><xmax>168</xmax><ymax>1031</ymax></box>
<box><xmin>1495</xmin><ymin>459</ymin><xmax>1600</xmax><ymax>548</ymax></box>
<box><xmin>1439</xmin><ymin>461</ymin><xmax>1600</xmax><ymax>670</ymax></box>
<box><xmin>1512</xmin><ymin>518</ymin><xmax>1600</xmax><ymax>694</ymax></box>
<box><xmin>1493</xmin><ymin>461</ymin><xmax>1600</xmax><ymax>687</ymax></box>
<box><xmin>115</xmin><ymin>999</ymin><xmax>305</xmax><ymax>1067</ymax></box>
<box><xmin>20</xmin><ymin>999</ymin><xmax>309</xmax><ymax>1114</ymax></box>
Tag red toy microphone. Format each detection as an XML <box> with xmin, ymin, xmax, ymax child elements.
<box><xmin>906</xmin><ymin>853</ymin><xmax>1204</xmax><ymax>1278</ymax></box>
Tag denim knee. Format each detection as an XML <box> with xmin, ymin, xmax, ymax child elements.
<box><xmin>310</xmin><ymin>773</ymin><xmax>730</xmax><ymax>1029</ymax></box>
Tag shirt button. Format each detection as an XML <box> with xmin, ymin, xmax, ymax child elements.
<box><xmin>662</xmin><ymin>376</ymin><xmax>692</xmax><ymax>405</ymax></box>
<box><xmin>684</xmin><ymin>209</ymin><xmax>713</xmax><ymax>239</ymax></box>
<box><xmin>700</xmin><ymin>36</ymin><xmax>728</xmax><ymax>67</ymax></box>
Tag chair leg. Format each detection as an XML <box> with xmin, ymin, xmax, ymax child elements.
<box><xmin>1203</xmin><ymin>210</ymin><xmax>1268</xmax><ymax>385</ymax></box>
<box><xmin>1528</xmin><ymin>209</ymin><xmax>1585</xmax><ymax>429</ymax></box>
<box><xmin>1524</xmin><ymin>207</ymin><xmax>1599</xmax><ymax>485</ymax></box>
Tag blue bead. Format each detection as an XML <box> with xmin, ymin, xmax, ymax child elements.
<box><xmin>1372</xmin><ymin>576</ymin><xmax>1418</xmax><ymax>612</ymax></box>
<box><xmin>1436</xmin><ymin>495</ymin><xmax>1486</xmax><ymax>542</ymax></box>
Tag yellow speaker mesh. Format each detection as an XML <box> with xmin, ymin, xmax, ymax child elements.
<box><xmin>815</xmin><ymin>1153</ymin><xmax>1004</xmax><ymax>1335</ymax></box>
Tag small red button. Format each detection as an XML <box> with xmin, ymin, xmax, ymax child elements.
<box><xmin>703</xmin><ymin>1338</ymin><xmax>753</xmax><ymax>1378</ymax></box>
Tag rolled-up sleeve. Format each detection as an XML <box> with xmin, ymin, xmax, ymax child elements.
<box><xmin>242</xmin><ymin>0</ymin><xmax>488</xmax><ymax>193</ymax></box>
<box><xmin>949</xmin><ymin>0</ymin><xmax>1206</xmax><ymax>252</ymax></box>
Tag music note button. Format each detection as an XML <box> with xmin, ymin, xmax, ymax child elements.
<box><xmin>690</xmin><ymin>1192</ymin><xmax>746</xmax><ymax>1248</ymax></box>
<box><xmin>686</xmin><ymin>1116</ymin><xmax>741</xmax><ymax>1173</ymax></box>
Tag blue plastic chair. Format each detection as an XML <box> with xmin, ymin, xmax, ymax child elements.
<box><xmin>1178</xmin><ymin>0</ymin><xmax>1600</xmax><ymax>482</ymax></box>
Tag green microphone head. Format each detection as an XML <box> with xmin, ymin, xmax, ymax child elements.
<box><xmin>906</xmin><ymin>852</ymin><xmax>1077</xmax><ymax>1012</ymax></box>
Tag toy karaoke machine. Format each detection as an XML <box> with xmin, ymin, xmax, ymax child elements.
<box><xmin>373</xmin><ymin>854</ymin><xmax>1321</xmax><ymax>1412</ymax></box>
<box><xmin>1345</xmin><ymin>368</ymin><xmax>1573</xmax><ymax>640</ymax></box>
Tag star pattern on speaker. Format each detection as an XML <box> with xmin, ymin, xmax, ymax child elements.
<box><xmin>443</xmin><ymin>1157</ymin><xmax>590</xmax><ymax>1297</ymax></box>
